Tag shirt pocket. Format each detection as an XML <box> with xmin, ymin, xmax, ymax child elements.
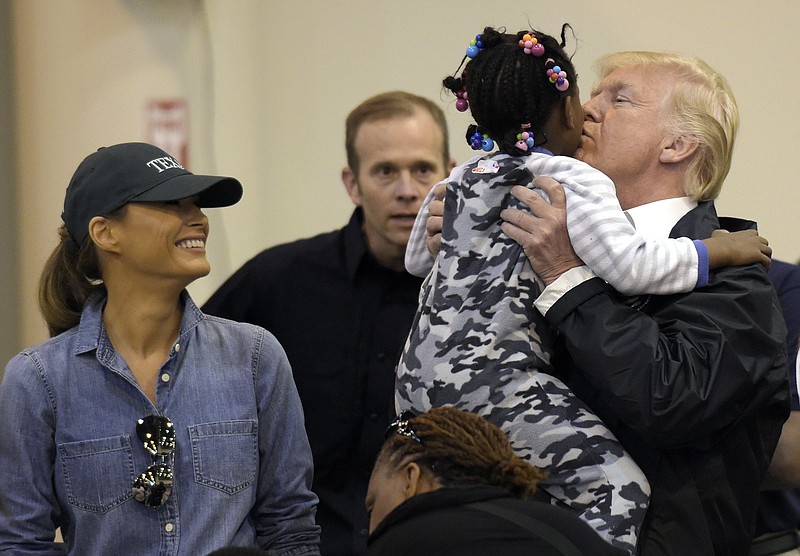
<box><xmin>57</xmin><ymin>435</ymin><xmax>134</xmax><ymax>513</ymax></box>
<box><xmin>188</xmin><ymin>420</ymin><xmax>257</xmax><ymax>494</ymax></box>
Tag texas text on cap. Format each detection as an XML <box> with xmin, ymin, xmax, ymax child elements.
<box><xmin>62</xmin><ymin>142</ymin><xmax>243</xmax><ymax>250</ymax></box>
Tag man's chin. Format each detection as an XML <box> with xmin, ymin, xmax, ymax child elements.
<box><xmin>388</xmin><ymin>220</ymin><xmax>414</xmax><ymax>237</ymax></box>
<box><xmin>393</xmin><ymin>232</ymin><xmax>412</xmax><ymax>247</ymax></box>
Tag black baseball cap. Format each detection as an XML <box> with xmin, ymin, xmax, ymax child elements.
<box><xmin>62</xmin><ymin>142</ymin><xmax>243</xmax><ymax>250</ymax></box>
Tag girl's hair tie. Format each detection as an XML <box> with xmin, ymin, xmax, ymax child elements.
<box><xmin>518</xmin><ymin>33</ymin><xmax>545</xmax><ymax>57</ymax></box>
<box><xmin>514</xmin><ymin>124</ymin><xmax>536</xmax><ymax>152</ymax></box>
<box><xmin>467</xmin><ymin>125</ymin><xmax>495</xmax><ymax>152</ymax></box>
<box><xmin>545</xmin><ymin>58</ymin><xmax>570</xmax><ymax>92</ymax></box>
<box><xmin>466</xmin><ymin>34</ymin><xmax>484</xmax><ymax>59</ymax></box>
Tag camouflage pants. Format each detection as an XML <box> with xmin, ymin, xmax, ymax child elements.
<box><xmin>396</xmin><ymin>350</ymin><xmax>648</xmax><ymax>553</ymax></box>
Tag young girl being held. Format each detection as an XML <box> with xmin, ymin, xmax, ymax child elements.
<box><xmin>396</xmin><ymin>25</ymin><xmax>769</xmax><ymax>553</ymax></box>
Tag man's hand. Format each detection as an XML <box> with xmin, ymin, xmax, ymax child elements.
<box><xmin>425</xmin><ymin>182</ymin><xmax>446</xmax><ymax>257</ymax></box>
<box><xmin>500</xmin><ymin>176</ymin><xmax>582</xmax><ymax>286</ymax></box>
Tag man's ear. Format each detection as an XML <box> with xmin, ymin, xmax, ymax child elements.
<box><xmin>87</xmin><ymin>216</ymin><xmax>120</xmax><ymax>254</ymax></box>
<box><xmin>660</xmin><ymin>135</ymin><xmax>699</xmax><ymax>165</ymax></box>
<box><xmin>341</xmin><ymin>167</ymin><xmax>362</xmax><ymax>207</ymax></box>
<box><xmin>446</xmin><ymin>158</ymin><xmax>457</xmax><ymax>173</ymax></box>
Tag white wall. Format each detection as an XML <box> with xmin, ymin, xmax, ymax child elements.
<box><xmin>9</xmin><ymin>0</ymin><xmax>800</xmax><ymax>353</ymax></box>
<box><xmin>0</xmin><ymin>1</ymin><xmax>18</xmax><ymax>370</ymax></box>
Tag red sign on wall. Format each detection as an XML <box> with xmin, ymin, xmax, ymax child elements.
<box><xmin>147</xmin><ymin>99</ymin><xmax>189</xmax><ymax>167</ymax></box>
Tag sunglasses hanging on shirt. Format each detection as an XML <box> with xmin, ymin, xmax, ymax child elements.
<box><xmin>131</xmin><ymin>415</ymin><xmax>175</xmax><ymax>508</ymax></box>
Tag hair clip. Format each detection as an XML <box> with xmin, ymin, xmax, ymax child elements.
<box><xmin>466</xmin><ymin>34</ymin><xmax>484</xmax><ymax>59</ymax></box>
<box><xmin>385</xmin><ymin>411</ymin><xmax>421</xmax><ymax>443</ymax></box>
<box><xmin>518</xmin><ymin>33</ymin><xmax>545</xmax><ymax>57</ymax></box>
<box><xmin>455</xmin><ymin>89</ymin><xmax>469</xmax><ymax>112</ymax></box>
<box><xmin>515</xmin><ymin>124</ymin><xmax>536</xmax><ymax>152</ymax></box>
<box><xmin>545</xmin><ymin>58</ymin><xmax>570</xmax><ymax>92</ymax></box>
<box><xmin>469</xmin><ymin>130</ymin><xmax>495</xmax><ymax>152</ymax></box>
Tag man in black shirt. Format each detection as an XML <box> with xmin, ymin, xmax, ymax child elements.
<box><xmin>203</xmin><ymin>91</ymin><xmax>455</xmax><ymax>555</ymax></box>
<box><xmin>751</xmin><ymin>259</ymin><xmax>800</xmax><ymax>555</ymax></box>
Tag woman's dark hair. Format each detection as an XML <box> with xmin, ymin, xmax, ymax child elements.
<box><xmin>378</xmin><ymin>406</ymin><xmax>545</xmax><ymax>500</ymax></box>
<box><xmin>443</xmin><ymin>24</ymin><xmax>576</xmax><ymax>154</ymax></box>
<box><xmin>38</xmin><ymin>224</ymin><xmax>106</xmax><ymax>337</ymax></box>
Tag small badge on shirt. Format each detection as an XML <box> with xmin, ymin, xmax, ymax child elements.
<box><xmin>472</xmin><ymin>160</ymin><xmax>500</xmax><ymax>174</ymax></box>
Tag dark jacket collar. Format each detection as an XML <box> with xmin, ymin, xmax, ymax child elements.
<box><xmin>670</xmin><ymin>200</ymin><xmax>757</xmax><ymax>239</ymax></box>
<box><xmin>368</xmin><ymin>485</ymin><xmax>516</xmax><ymax>545</ymax></box>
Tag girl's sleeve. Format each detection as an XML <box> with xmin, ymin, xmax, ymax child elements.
<box><xmin>526</xmin><ymin>155</ymin><xmax>705</xmax><ymax>295</ymax></box>
<box><xmin>404</xmin><ymin>184</ymin><xmax>440</xmax><ymax>277</ymax></box>
<box><xmin>405</xmin><ymin>162</ymin><xmax>473</xmax><ymax>278</ymax></box>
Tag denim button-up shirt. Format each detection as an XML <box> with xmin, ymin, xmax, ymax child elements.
<box><xmin>0</xmin><ymin>292</ymin><xmax>320</xmax><ymax>556</ymax></box>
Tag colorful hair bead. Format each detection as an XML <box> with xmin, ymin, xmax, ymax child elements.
<box><xmin>466</xmin><ymin>34</ymin><xmax>484</xmax><ymax>59</ymax></box>
<box><xmin>518</xmin><ymin>33</ymin><xmax>545</xmax><ymax>57</ymax></box>
<box><xmin>513</xmin><ymin>124</ymin><xmax>536</xmax><ymax>152</ymax></box>
<box><xmin>545</xmin><ymin>59</ymin><xmax>570</xmax><ymax>92</ymax></box>
<box><xmin>469</xmin><ymin>130</ymin><xmax>495</xmax><ymax>152</ymax></box>
<box><xmin>455</xmin><ymin>89</ymin><xmax>469</xmax><ymax>112</ymax></box>
<box><xmin>515</xmin><ymin>131</ymin><xmax>535</xmax><ymax>152</ymax></box>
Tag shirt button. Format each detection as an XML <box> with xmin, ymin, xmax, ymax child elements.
<box><xmin>369</xmin><ymin>413</ymin><xmax>379</xmax><ymax>421</ymax></box>
<box><xmin>165</xmin><ymin>522</ymin><xmax>174</xmax><ymax>533</ymax></box>
<box><xmin>174</xmin><ymin>343</ymin><xmax>181</xmax><ymax>352</ymax></box>
<box><xmin>376</xmin><ymin>352</ymin><xmax>386</xmax><ymax>361</ymax></box>
<box><xmin>360</xmin><ymin>528</ymin><xmax>369</xmax><ymax>537</ymax></box>
<box><xmin>161</xmin><ymin>373</ymin><xmax>170</xmax><ymax>383</ymax></box>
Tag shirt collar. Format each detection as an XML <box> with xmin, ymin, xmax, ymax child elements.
<box><xmin>341</xmin><ymin>207</ymin><xmax>417</xmax><ymax>281</ymax></box>
<box><xmin>625</xmin><ymin>197</ymin><xmax>697</xmax><ymax>238</ymax></box>
<box><xmin>75</xmin><ymin>290</ymin><xmax>203</xmax><ymax>355</ymax></box>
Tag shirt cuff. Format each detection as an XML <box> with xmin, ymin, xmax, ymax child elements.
<box><xmin>534</xmin><ymin>266</ymin><xmax>597</xmax><ymax>316</ymax></box>
<box><xmin>693</xmin><ymin>239</ymin><xmax>709</xmax><ymax>288</ymax></box>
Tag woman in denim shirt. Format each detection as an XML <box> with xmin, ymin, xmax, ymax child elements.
<box><xmin>0</xmin><ymin>143</ymin><xmax>321</xmax><ymax>556</ymax></box>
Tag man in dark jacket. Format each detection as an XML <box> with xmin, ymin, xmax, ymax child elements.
<box><xmin>500</xmin><ymin>51</ymin><xmax>789</xmax><ymax>555</ymax></box>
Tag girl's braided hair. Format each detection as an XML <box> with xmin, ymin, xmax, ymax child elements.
<box><xmin>378</xmin><ymin>406</ymin><xmax>545</xmax><ymax>499</ymax></box>
<box><xmin>443</xmin><ymin>24</ymin><xmax>576</xmax><ymax>154</ymax></box>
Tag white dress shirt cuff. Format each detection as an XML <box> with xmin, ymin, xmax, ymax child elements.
<box><xmin>534</xmin><ymin>265</ymin><xmax>597</xmax><ymax>316</ymax></box>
